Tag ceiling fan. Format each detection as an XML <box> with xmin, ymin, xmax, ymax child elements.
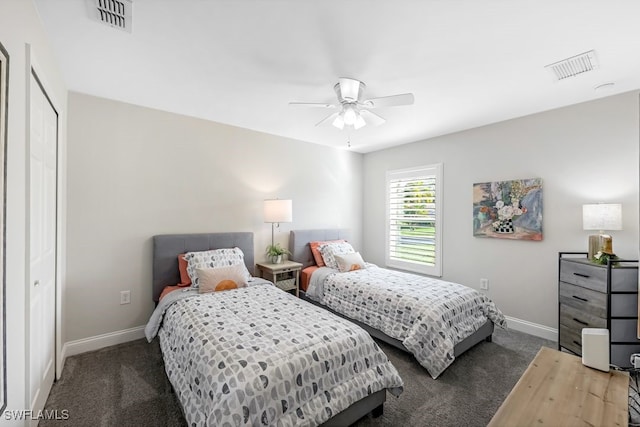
<box><xmin>290</xmin><ymin>77</ymin><xmax>415</xmax><ymax>130</ymax></box>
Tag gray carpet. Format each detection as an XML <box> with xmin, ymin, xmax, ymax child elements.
<box><xmin>42</xmin><ymin>327</ymin><xmax>553</xmax><ymax>426</ymax></box>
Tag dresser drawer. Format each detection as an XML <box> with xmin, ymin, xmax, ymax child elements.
<box><xmin>611</xmin><ymin>293</ymin><xmax>639</xmax><ymax>317</ymax></box>
<box><xmin>559</xmin><ymin>282</ymin><xmax>606</xmax><ymax>318</ymax></box>
<box><xmin>611</xmin><ymin>267</ymin><xmax>639</xmax><ymax>292</ymax></box>
<box><xmin>559</xmin><ymin>303</ymin><xmax>606</xmax><ymax>330</ymax></box>
<box><xmin>612</xmin><ymin>343</ymin><xmax>640</xmax><ymax>368</ymax></box>
<box><xmin>559</xmin><ymin>324</ymin><xmax>582</xmax><ymax>355</ymax></box>
<box><xmin>611</xmin><ymin>319</ymin><xmax>640</xmax><ymax>342</ymax></box>
<box><xmin>560</xmin><ymin>259</ymin><xmax>606</xmax><ymax>292</ymax></box>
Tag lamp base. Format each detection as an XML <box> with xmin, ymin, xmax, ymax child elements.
<box><xmin>588</xmin><ymin>234</ymin><xmax>614</xmax><ymax>260</ymax></box>
<box><xmin>587</xmin><ymin>234</ymin><xmax>600</xmax><ymax>260</ymax></box>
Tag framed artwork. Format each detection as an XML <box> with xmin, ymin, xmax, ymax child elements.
<box><xmin>0</xmin><ymin>40</ymin><xmax>7</xmax><ymax>413</ymax></box>
<box><xmin>473</xmin><ymin>177</ymin><xmax>543</xmax><ymax>241</ymax></box>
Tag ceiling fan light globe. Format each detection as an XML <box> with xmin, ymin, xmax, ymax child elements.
<box><xmin>343</xmin><ymin>106</ymin><xmax>358</xmax><ymax>125</ymax></box>
<box><xmin>332</xmin><ymin>114</ymin><xmax>345</xmax><ymax>129</ymax></box>
<box><xmin>354</xmin><ymin>114</ymin><xmax>366</xmax><ymax>129</ymax></box>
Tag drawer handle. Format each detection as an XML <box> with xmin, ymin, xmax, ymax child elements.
<box><xmin>572</xmin><ymin>340</ymin><xmax>582</xmax><ymax>348</ymax></box>
<box><xmin>573</xmin><ymin>272</ymin><xmax>590</xmax><ymax>279</ymax></box>
<box><xmin>572</xmin><ymin>295</ymin><xmax>588</xmax><ymax>302</ymax></box>
<box><xmin>572</xmin><ymin>317</ymin><xmax>589</xmax><ymax>326</ymax></box>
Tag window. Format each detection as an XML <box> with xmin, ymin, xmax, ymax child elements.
<box><xmin>385</xmin><ymin>163</ymin><xmax>442</xmax><ymax>277</ymax></box>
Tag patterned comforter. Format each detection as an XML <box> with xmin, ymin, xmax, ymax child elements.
<box><xmin>145</xmin><ymin>283</ymin><xmax>403</xmax><ymax>427</ymax></box>
<box><xmin>307</xmin><ymin>265</ymin><xmax>507</xmax><ymax>379</ymax></box>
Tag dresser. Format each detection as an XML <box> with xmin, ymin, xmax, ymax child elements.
<box><xmin>558</xmin><ymin>252</ymin><xmax>639</xmax><ymax>367</ymax></box>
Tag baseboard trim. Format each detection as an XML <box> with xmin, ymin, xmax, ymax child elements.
<box><xmin>504</xmin><ymin>315</ymin><xmax>558</xmax><ymax>342</ymax></box>
<box><xmin>61</xmin><ymin>326</ymin><xmax>146</xmax><ymax>361</ymax></box>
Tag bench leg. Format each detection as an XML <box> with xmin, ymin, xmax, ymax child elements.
<box><xmin>485</xmin><ymin>334</ymin><xmax>493</xmax><ymax>343</ymax></box>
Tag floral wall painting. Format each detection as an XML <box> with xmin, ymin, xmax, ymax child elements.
<box><xmin>473</xmin><ymin>178</ymin><xmax>543</xmax><ymax>241</ymax></box>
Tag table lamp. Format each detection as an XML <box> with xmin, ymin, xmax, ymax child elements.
<box><xmin>263</xmin><ymin>199</ymin><xmax>293</xmax><ymax>248</ymax></box>
<box><xmin>582</xmin><ymin>203</ymin><xmax>622</xmax><ymax>260</ymax></box>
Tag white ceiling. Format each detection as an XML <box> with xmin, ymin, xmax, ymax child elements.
<box><xmin>34</xmin><ymin>0</ymin><xmax>640</xmax><ymax>153</ymax></box>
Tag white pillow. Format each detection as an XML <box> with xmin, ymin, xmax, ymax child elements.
<box><xmin>185</xmin><ymin>247</ymin><xmax>251</xmax><ymax>288</ymax></box>
<box><xmin>196</xmin><ymin>265</ymin><xmax>247</xmax><ymax>293</ymax></box>
<box><xmin>334</xmin><ymin>252</ymin><xmax>367</xmax><ymax>273</ymax></box>
<box><xmin>318</xmin><ymin>241</ymin><xmax>355</xmax><ymax>270</ymax></box>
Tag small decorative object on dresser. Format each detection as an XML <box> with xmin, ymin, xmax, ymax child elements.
<box><xmin>558</xmin><ymin>252</ymin><xmax>639</xmax><ymax>367</ymax></box>
<box><xmin>256</xmin><ymin>260</ymin><xmax>302</xmax><ymax>297</ymax></box>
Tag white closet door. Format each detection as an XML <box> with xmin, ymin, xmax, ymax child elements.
<box><xmin>28</xmin><ymin>72</ymin><xmax>57</xmax><ymax>419</ymax></box>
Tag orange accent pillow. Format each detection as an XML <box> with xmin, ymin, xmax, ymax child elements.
<box><xmin>309</xmin><ymin>240</ymin><xmax>346</xmax><ymax>267</ymax></box>
<box><xmin>178</xmin><ymin>254</ymin><xmax>191</xmax><ymax>286</ymax></box>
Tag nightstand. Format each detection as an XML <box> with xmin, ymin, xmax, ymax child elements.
<box><xmin>255</xmin><ymin>260</ymin><xmax>303</xmax><ymax>297</ymax></box>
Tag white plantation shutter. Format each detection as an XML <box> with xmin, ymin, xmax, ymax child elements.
<box><xmin>385</xmin><ymin>164</ymin><xmax>442</xmax><ymax>276</ymax></box>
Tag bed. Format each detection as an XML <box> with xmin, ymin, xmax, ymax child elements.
<box><xmin>289</xmin><ymin>229</ymin><xmax>507</xmax><ymax>379</ymax></box>
<box><xmin>145</xmin><ymin>232</ymin><xmax>403</xmax><ymax>426</ymax></box>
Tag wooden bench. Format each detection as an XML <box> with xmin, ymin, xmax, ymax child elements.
<box><xmin>488</xmin><ymin>346</ymin><xmax>629</xmax><ymax>426</ymax></box>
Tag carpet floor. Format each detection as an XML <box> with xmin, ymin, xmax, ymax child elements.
<box><xmin>42</xmin><ymin>327</ymin><xmax>553</xmax><ymax>426</ymax></box>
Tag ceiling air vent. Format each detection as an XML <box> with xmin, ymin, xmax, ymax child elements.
<box><xmin>95</xmin><ymin>0</ymin><xmax>132</xmax><ymax>33</ymax></box>
<box><xmin>545</xmin><ymin>50</ymin><xmax>598</xmax><ymax>81</ymax></box>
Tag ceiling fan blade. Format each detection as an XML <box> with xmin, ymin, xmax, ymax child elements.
<box><xmin>360</xmin><ymin>109</ymin><xmax>386</xmax><ymax>126</ymax></box>
<box><xmin>315</xmin><ymin>112</ymin><xmax>340</xmax><ymax>127</ymax></box>
<box><xmin>362</xmin><ymin>93</ymin><xmax>414</xmax><ymax>108</ymax></box>
<box><xmin>338</xmin><ymin>77</ymin><xmax>363</xmax><ymax>102</ymax></box>
<box><xmin>289</xmin><ymin>102</ymin><xmax>337</xmax><ymax>108</ymax></box>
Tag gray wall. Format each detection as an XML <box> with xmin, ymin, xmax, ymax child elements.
<box><xmin>66</xmin><ymin>92</ymin><xmax>363</xmax><ymax>342</ymax></box>
<box><xmin>362</xmin><ymin>92</ymin><xmax>639</xmax><ymax>332</ymax></box>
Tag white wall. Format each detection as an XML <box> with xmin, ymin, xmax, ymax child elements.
<box><xmin>65</xmin><ymin>92</ymin><xmax>363</xmax><ymax>342</ymax></box>
<box><xmin>0</xmin><ymin>0</ymin><xmax>68</xmax><ymax>424</ymax></box>
<box><xmin>362</xmin><ymin>92</ymin><xmax>639</xmax><ymax>334</ymax></box>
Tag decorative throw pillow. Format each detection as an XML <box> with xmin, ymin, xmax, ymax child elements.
<box><xmin>196</xmin><ymin>265</ymin><xmax>247</xmax><ymax>293</ymax></box>
<box><xmin>185</xmin><ymin>247</ymin><xmax>251</xmax><ymax>288</ymax></box>
<box><xmin>334</xmin><ymin>252</ymin><xmax>367</xmax><ymax>273</ymax></box>
<box><xmin>177</xmin><ymin>254</ymin><xmax>191</xmax><ymax>286</ymax></box>
<box><xmin>309</xmin><ymin>240</ymin><xmax>346</xmax><ymax>267</ymax></box>
<box><xmin>318</xmin><ymin>241</ymin><xmax>356</xmax><ymax>270</ymax></box>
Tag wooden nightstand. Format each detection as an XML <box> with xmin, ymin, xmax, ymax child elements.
<box><xmin>255</xmin><ymin>260</ymin><xmax>303</xmax><ymax>297</ymax></box>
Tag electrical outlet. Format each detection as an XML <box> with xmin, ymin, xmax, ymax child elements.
<box><xmin>120</xmin><ymin>290</ymin><xmax>131</xmax><ymax>305</ymax></box>
<box><xmin>480</xmin><ymin>278</ymin><xmax>489</xmax><ymax>290</ymax></box>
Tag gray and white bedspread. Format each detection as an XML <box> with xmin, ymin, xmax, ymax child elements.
<box><xmin>145</xmin><ymin>283</ymin><xmax>403</xmax><ymax>427</ymax></box>
<box><xmin>307</xmin><ymin>265</ymin><xmax>507</xmax><ymax>379</ymax></box>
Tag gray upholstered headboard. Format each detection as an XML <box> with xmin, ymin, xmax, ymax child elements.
<box><xmin>152</xmin><ymin>232</ymin><xmax>254</xmax><ymax>302</ymax></box>
<box><xmin>289</xmin><ymin>229</ymin><xmax>351</xmax><ymax>269</ymax></box>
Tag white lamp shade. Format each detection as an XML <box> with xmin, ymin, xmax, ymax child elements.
<box><xmin>264</xmin><ymin>199</ymin><xmax>292</xmax><ymax>223</ymax></box>
<box><xmin>582</xmin><ymin>203</ymin><xmax>622</xmax><ymax>231</ymax></box>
